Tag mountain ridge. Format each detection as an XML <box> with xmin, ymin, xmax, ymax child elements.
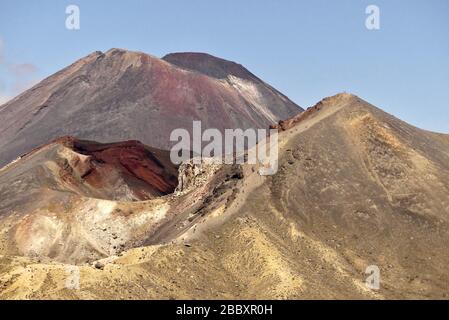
<box><xmin>1</xmin><ymin>93</ymin><xmax>449</xmax><ymax>299</ymax></box>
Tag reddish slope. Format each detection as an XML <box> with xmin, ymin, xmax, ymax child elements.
<box><xmin>0</xmin><ymin>49</ymin><xmax>302</xmax><ymax>168</ymax></box>
<box><xmin>1</xmin><ymin>136</ymin><xmax>179</xmax><ymax>201</ymax></box>
<box><xmin>70</xmin><ymin>138</ymin><xmax>179</xmax><ymax>198</ymax></box>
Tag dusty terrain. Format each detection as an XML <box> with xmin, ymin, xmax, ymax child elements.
<box><xmin>1</xmin><ymin>93</ymin><xmax>448</xmax><ymax>299</ymax></box>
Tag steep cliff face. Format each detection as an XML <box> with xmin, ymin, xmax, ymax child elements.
<box><xmin>0</xmin><ymin>49</ymin><xmax>302</xmax><ymax>168</ymax></box>
<box><xmin>174</xmin><ymin>157</ymin><xmax>223</xmax><ymax>195</ymax></box>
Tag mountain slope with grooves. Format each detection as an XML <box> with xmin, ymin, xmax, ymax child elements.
<box><xmin>0</xmin><ymin>49</ymin><xmax>302</xmax><ymax>168</ymax></box>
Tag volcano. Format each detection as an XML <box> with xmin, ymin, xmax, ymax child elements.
<box><xmin>0</xmin><ymin>49</ymin><xmax>301</xmax><ymax>168</ymax></box>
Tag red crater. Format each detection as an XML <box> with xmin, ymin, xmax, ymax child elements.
<box><xmin>56</xmin><ymin>137</ymin><xmax>179</xmax><ymax>201</ymax></box>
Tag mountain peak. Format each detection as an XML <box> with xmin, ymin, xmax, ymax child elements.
<box><xmin>271</xmin><ymin>92</ymin><xmax>363</xmax><ymax>131</ymax></box>
<box><xmin>163</xmin><ymin>52</ymin><xmax>259</xmax><ymax>81</ymax></box>
<box><xmin>321</xmin><ymin>92</ymin><xmax>360</xmax><ymax>104</ymax></box>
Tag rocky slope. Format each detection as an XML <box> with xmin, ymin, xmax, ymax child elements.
<box><xmin>1</xmin><ymin>93</ymin><xmax>449</xmax><ymax>299</ymax></box>
<box><xmin>0</xmin><ymin>136</ymin><xmax>244</xmax><ymax>265</ymax></box>
<box><xmin>0</xmin><ymin>49</ymin><xmax>301</xmax><ymax>168</ymax></box>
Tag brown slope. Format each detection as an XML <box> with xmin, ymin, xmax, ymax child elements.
<box><xmin>215</xmin><ymin>93</ymin><xmax>449</xmax><ymax>299</ymax></box>
<box><xmin>2</xmin><ymin>94</ymin><xmax>449</xmax><ymax>299</ymax></box>
<box><xmin>164</xmin><ymin>93</ymin><xmax>449</xmax><ymax>299</ymax></box>
<box><xmin>0</xmin><ymin>49</ymin><xmax>302</xmax><ymax>168</ymax></box>
<box><xmin>0</xmin><ymin>136</ymin><xmax>179</xmax><ymax>203</ymax></box>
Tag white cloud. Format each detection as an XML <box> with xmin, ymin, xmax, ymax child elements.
<box><xmin>0</xmin><ymin>36</ymin><xmax>40</xmax><ymax>100</ymax></box>
<box><xmin>9</xmin><ymin>63</ymin><xmax>38</xmax><ymax>76</ymax></box>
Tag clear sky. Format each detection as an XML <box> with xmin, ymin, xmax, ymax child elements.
<box><xmin>1</xmin><ymin>0</ymin><xmax>448</xmax><ymax>133</ymax></box>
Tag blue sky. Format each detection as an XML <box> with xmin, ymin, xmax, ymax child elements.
<box><xmin>1</xmin><ymin>0</ymin><xmax>448</xmax><ymax>132</ymax></box>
